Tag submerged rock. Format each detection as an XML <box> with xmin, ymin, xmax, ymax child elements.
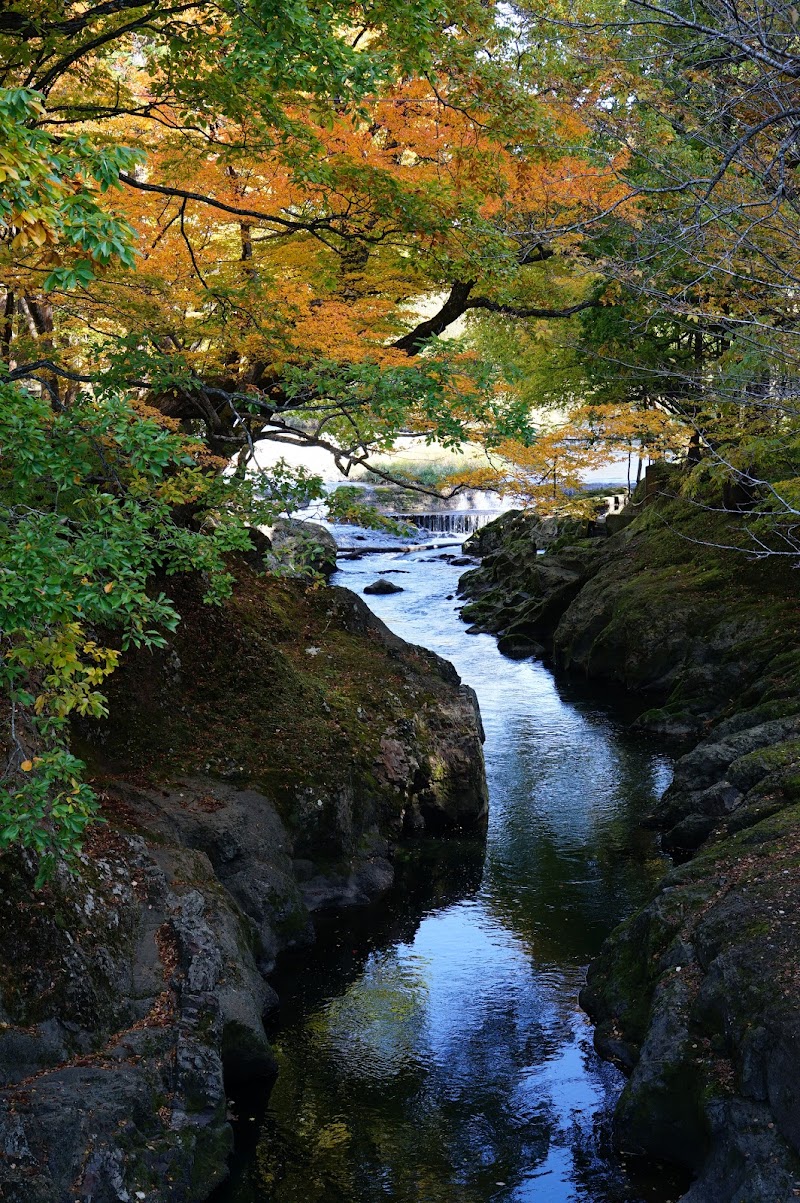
<box><xmin>364</xmin><ymin>578</ymin><xmax>404</xmax><ymax>594</ymax></box>
<box><xmin>496</xmin><ymin>632</ymin><xmax>545</xmax><ymax>660</ymax></box>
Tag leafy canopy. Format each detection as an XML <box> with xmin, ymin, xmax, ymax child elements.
<box><xmin>1</xmin><ymin>0</ymin><xmax>617</xmax><ymax>868</ymax></box>
<box><xmin>16</xmin><ymin>0</ymin><xmax>797</xmax><ymax>869</ymax></box>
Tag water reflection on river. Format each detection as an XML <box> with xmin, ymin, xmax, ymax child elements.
<box><xmin>216</xmin><ymin>537</ymin><xmax>684</xmax><ymax>1203</ymax></box>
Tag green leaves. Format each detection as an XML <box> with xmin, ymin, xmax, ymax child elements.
<box><xmin>0</xmin><ymin>749</ymin><xmax>101</xmax><ymax>888</ymax></box>
<box><xmin>279</xmin><ymin>348</ymin><xmax>533</xmax><ymax>458</ymax></box>
<box><xmin>0</xmin><ymin>383</ymin><xmax>319</xmax><ymax>873</ymax></box>
<box><xmin>0</xmin><ymin>87</ymin><xmax>140</xmax><ymax>289</ymax></box>
<box><xmin>326</xmin><ymin>487</ymin><xmax>417</xmax><ymax>535</ymax></box>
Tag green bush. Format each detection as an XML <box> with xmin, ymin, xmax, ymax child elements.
<box><xmin>0</xmin><ymin>383</ymin><xmax>318</xmax><ymax>877</ymax></box>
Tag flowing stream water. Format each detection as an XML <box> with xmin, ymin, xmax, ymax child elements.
<box><xmin>216</xmin><ymin>537</ymin><xmax>687</xmax><ymax>1203</ymax></box>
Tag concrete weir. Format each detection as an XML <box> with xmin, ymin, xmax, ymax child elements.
<box><xmin>389</xmin><ymin>508</ymin><xmax>498</xmax><ymax>535</ymax></box>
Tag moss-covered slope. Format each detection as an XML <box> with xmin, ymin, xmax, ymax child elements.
<box><xmin>84</xmin><ymin>561</ymin><xmax>488</xmax><ymax>852</ymax></box>
<box><xmin>458</xmin><ymin>482</ymin><xmax>800</xmax><ymax>1202</ymax></box>
<box><xmin>460</xmin><ymin>475</ymin><xmax>800</xmax><ymax>740</ymax></box>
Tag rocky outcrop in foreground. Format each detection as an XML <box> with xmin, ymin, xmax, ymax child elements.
<box><xmin>459</xmin><ymin>478</ymin><xmax>800</xmax><ymax>1202</ymax></box>
<box><xmin>0</xmin><ymin>562</ymin><xmax>487</xmax><ymax>1203</ymax></box>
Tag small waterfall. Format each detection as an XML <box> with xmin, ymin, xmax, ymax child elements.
<box><xmin>390</xmin><ymin>510</ymin><xmax>498</xmax><ymax>535</ymax></box>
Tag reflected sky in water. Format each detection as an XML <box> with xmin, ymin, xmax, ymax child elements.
<box><xmin>216</xmin><ymin>537</ymin><xmax>685</xmax><ymax>1203</ymax></box>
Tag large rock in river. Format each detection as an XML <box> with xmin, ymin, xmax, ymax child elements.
<box><xmin>265</xmin><ymin>517</ymin><xmax>338</xmax><ymax>577</ymax></box>
<box><xmin>364</xmin><ymin>578</ymin><xmax>404</xmax><ymax>595</ymax></box>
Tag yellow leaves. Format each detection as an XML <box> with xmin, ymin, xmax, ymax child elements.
<box><xmin>443</xmin><ymin>402</ymin><xmax>685</xmax><ymax>518</ymax></box>
<box><xmin>13</xmin><ymin>629</ymin><xmax>122</xmax><ymax>728</ymax></box>
<box><xmin>130</xmin><ymin>398</ymin><xmax>182</xmax><ymax>431</ymax></box>
<box><xmin>568</xmin><ymin>402</ymin><xmax>686</xmax><ymax>457</ymax></box>
<box><xmin>11</xmin><ymin>227</ymin><xmax>33</xmax><ymax>251</ymax></box>
<box><xmin>5</xmin><ymin>191</ymin><xmax>57</xmax><ymax>249</ymax></box>
<box><xmin>151</xmin><ymin>464</ymin><xmax>211</xmax><ymax>505</ymax></box>
<box><xmin>451</xmin><ymin>371</ymin><xmax>480</xmax><ymax>397</ymax></box>
<box><xmin>442</xmin><ymin>462</ymin><xmax>505</xmax><ymax>492</ymax></box>
<box><xmin>103</xmin><ymin>581</ymin><xmax>114</xmax><ymax>593</ymax></box>
<box><xmin>27</xmin><ymin>222</ymin><xmax>50</xmax><ymax>248</ymax></box>
<box><xmin>82</xmin><ymin>641</ymin><xmax>120</xmax><ymax>670</ymax></box>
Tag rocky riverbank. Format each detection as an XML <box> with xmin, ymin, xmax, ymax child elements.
<box><xmin>459</xmin><ymin>473</ymin><xmax>800</xmax><ymax>1201</ymax></box>
<box><xmin>0</xmin><ymin>560</ymin><xmax>487</xmax><ymax>1203</ymax></box>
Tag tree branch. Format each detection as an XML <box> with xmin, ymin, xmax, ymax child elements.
<box><xmin>32</xmin><ymin>6</ymin><xmax>198</xmax><ymax>92</ymax></box>
<box><xmin>393</xmin><ymin>280</ymin><xmax>604</xmax><ymax>355</ymax></box>
<box><xmin>464</xmin><ymin>295</ymin><xmax>603</xmax><ymax>320</ymax></box>
<box><xmin>0</xmin><ymin>0</ymin><xmax>164</xmax><ymax>40</ymax></box>
<box><xmin>118</xmin><ymin>173</ymin><xmax>350</xmax><ymax>236</ymax></box>
<box><xmin>393</xmin><ymin>281</ymin><xmax>476</xmax><ymax>354</ymax></box>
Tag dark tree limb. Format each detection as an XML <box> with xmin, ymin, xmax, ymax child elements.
<box><xmin>394</xmin><ymin>280</ymin><xmax>604</xmax><ymax>355</ymax></box>
<box><xmin>118</xmin><ymin>174</ymin><xmax>393</xmax><ymax>244</ymax></box>
<box><xmin>464</xmin><ymin>294</ymin><xmax>602</xmax><ymax>320</ymax></box>
<box><xmin>0</xmin><ymin>0</ymin><xmax>164</xmax><ymax>40</ymax></box>
<box><xmin>392</xmin><ymin>281</ymin><xmax>477</xmax><ymax>353</ymax></box>
<box><xmin>32</xmin><ymin>6</ymin><xmax>197</xmax><ymax>92</ymax></box>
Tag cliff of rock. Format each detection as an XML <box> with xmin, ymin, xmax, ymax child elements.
<box><xmin>0</xmin><ymin>561</ymin><xmax>487</xmax><ymax>1203</ymax></box>
<box><xmin>458</xmin><ymin>478</ymin><xmax>800</xmax><ymax>1202</ymax></box>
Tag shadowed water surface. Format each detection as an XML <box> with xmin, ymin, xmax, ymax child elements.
<box><xmin>215</xmin><ymin>537</ymin><xmax>686</xmax><ymax>1203</ymax></box>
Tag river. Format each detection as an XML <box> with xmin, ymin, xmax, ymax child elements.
<box><xmin>215</xmin><ymin>538</ymin><xmax>687</xmax><ymax>1203</ymax></box>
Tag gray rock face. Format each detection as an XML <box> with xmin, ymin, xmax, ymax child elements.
<box><xmin>0</xmin><ymin>829</ymin><xmax>252</xmax><ymax>1203</ymax></box>
<box><xmin>462</xmin><ymin>509</ymin><xmax>524</xmax><ymax>556</ymax></box>
<box><xmin>652</xmin><ymin>716</ymin><xmax>800</xmax><ymax>854</ymax></box>
<box><xmin>112</xmin><ymin>779</ymin><xmax>312</xmax><ymax>975</ymax></box>
<box><xmin>462</xmin><ymin>510</ymin><xmax>568</xmax><ymax>558</ymax></box>
<box><xmin>299</xmin><ymin>856</ymin><xmax>395</xmax><ymax>912</ymax></box>
<box><xmin>458</xmin><ymin>524</ymin><xmax>606</xmax><ymax>646</ymax></box>
<box><xmin>1</xmin><ymin>569</ymin><xmax>489</xmax><ymax>1202</ymax></box>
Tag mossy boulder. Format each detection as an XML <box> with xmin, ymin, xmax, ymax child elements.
<box><xmin>582</xmin><ymin>805</ymin><xmax>800</xmax><ymax>1199</ymax></box>
<box><xmin>79</xmin><ymin>563</ymin><xmax>488</xmax><ymax>857</ymax></box>
<box><xmin>265</xmin><ymin>517</ymin><xmax>338</xmax><ymax>578</ymax></box>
